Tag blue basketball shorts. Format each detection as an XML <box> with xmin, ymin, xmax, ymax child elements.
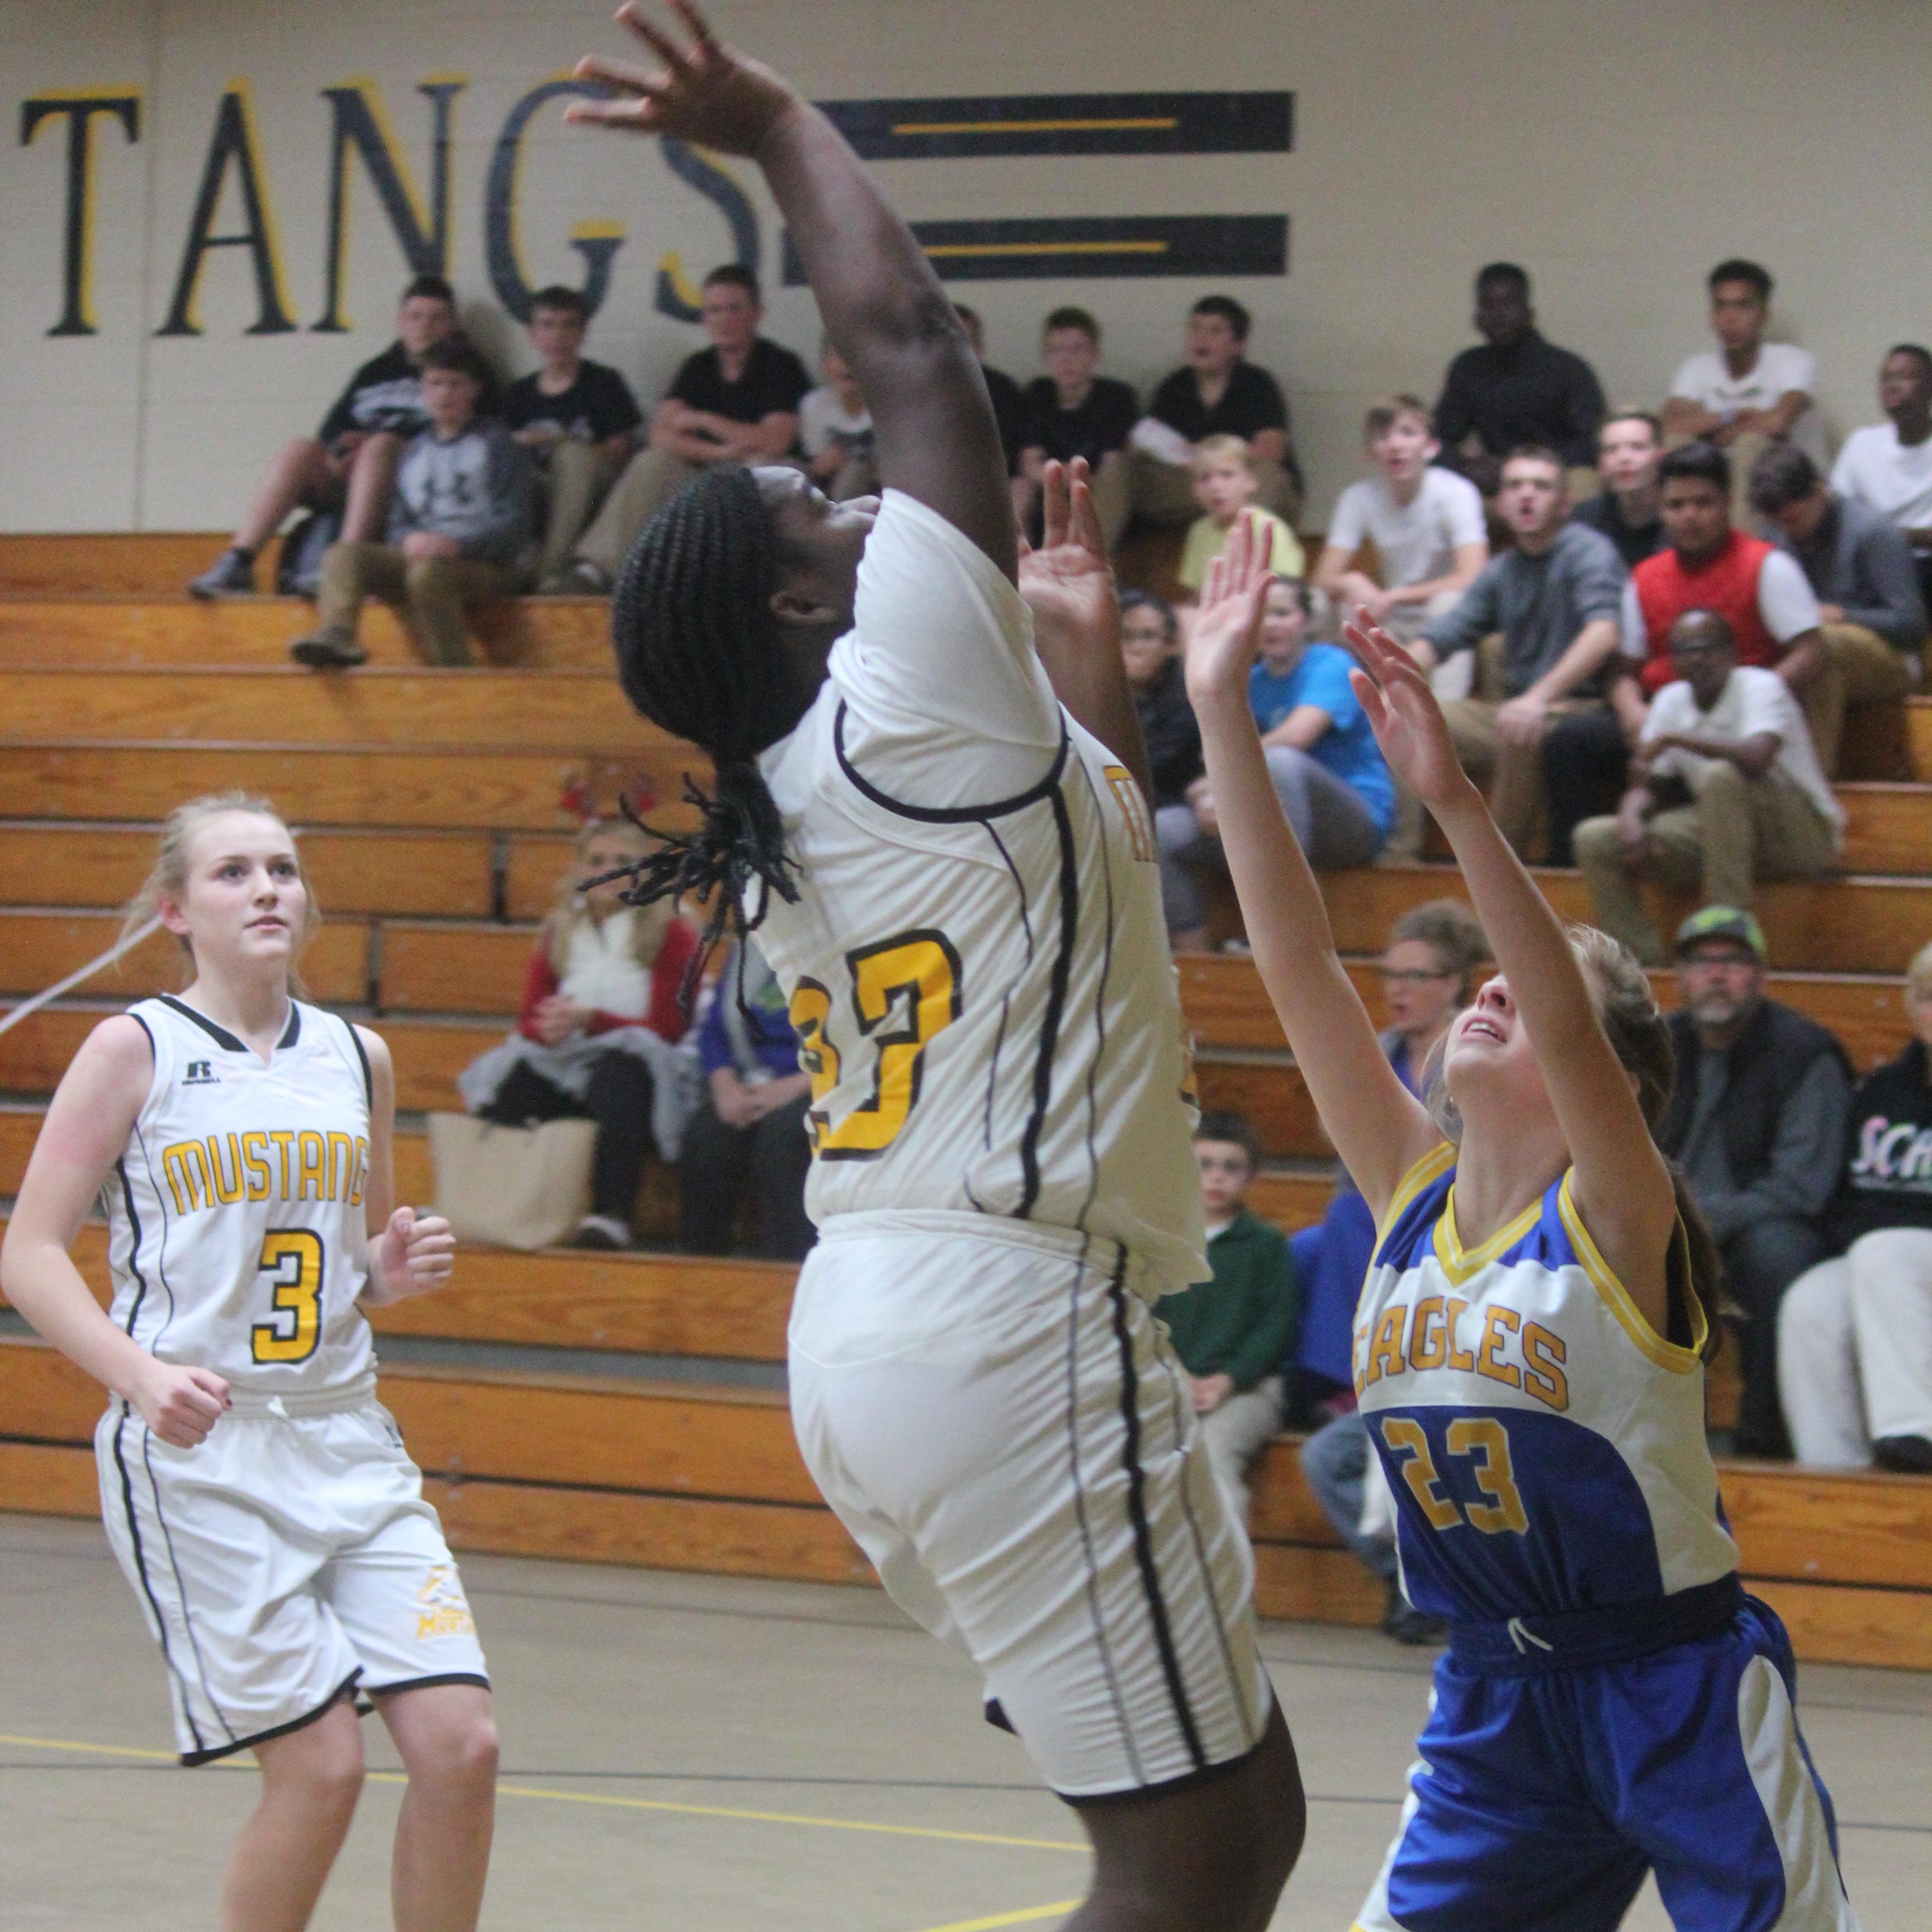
<box><xmin>1352</xmin><ymin>1597</ymin><xmax>1859</xmax><ymax>1932</ymax></box>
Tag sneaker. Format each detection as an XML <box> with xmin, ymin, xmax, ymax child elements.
<box><xmin>570</xmin><ymin>1214</ymin><xmax>632</xmax><ymax>1251</ymax></box>
<box><xmin>289</xmin><ymin>628</ymin><xmax>367</xmax><ymax>670</ymax></box>
<box><xmin>1381</xmin><ymin>1580</ymin><xmax>1446</xmax><ymax>1647</ymax></box>
<box><xmin>1873</xmin><ymin>1434</ymin><xmax>1932</xmax><ymax>1474</ymax></box>
<box><xmin>188</xmin><ymin>548</ymin><xmax>255</xmax><ymax>599</ymax></box>
<box><xmin>548</xmin><ymin>560</ymin><xmax>611</xmax><ymax>595</ymax></box>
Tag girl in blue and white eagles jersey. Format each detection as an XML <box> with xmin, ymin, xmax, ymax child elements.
<box><xmin>1</xmin><ymin>794</ymin><xmax>497</xmax><ymax>1932</ymax></box>
<box><xmin>1186</xmin><ymin>519</ymin><xmax>1857</xmax><ymax>1932</ymax></box>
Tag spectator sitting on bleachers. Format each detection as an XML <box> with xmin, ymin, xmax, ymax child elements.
<box><xmin>1833</xmin><ymin>344</ymin><xmax>1932</xmax><ymax>613</ymax></box>
<box><xmin>1160</xmin><ymin>1110</ymin><xmax>1300</xmax><ymax>1521</ymax></box>
<box><xmin>564</xmin><ymin>263</ymin><xmax>809</xmax><ymax>591</ymax></box>
<box><xmin>190</xmin><ymin>274</ymin><xmax>461</xmax><ymax>599</ymax></box>
<box><xmin>1176</xmin><ymin>437</ymin><xmax>1306</xmax><ymax>607</ymax></box>
<box><xmin>458</xmin><ymin>818</ymin><xmax>701</xmax><ymax>1252</ymax></box>
<box><xmin>1418</xmin><ymin>446</ymin><xmax>1629</xmax><ymax>864</ymax></box>
<box><xmin>1663</xmin><ymin>259</ymin><xmax>1830</xmax><ymax>514</ymax></box>
<box><xmin>1749</xmin><ymin>442</ymin><xmax>1925</xmax><ymax>775</ymax></box>
<box><xmin>1126</xmin><ymin>295</ymin><xmax>1301</xmax><ymax>529</ymax></box>
<box><xmin>680</xmin><ymin>937</ymin><xmax>815</xmax><ymax>1262</ymax></box>
<box><xmin>1571</xmin><ymin>409</ymin><xmax>1668</xmax><ymax>569</ymax></box>
<box><xmin>1780</xmin><ymin>938</ymin><xmax>1932</xmax><ymax>1474</ymax></box>
<box><xmin>799</xmin><ymin>339</ymin><xmax>876</xmax><ymax>502</ymax></box>
<box><xmin>1120</xmin><ymin>592</ymin><xmax>1213</xmax><ymax>950</ymax></box>
<box><xmin>1617</xmin><ymin>441</ymin><xmax>1834</xmax><ymax>761</ymax></box>
<box><xmin>1432</xmin><ymin>262</ymin><xmax>1607</xmax><ymax>498</ymax></box>
<box><xmin>1574</xmin><ymin>610</ymin><xmax>1843</xmax><ymax>966</ymax></box>
<box><xmin>504</xmin><ymin>285</ymin><xmax>642</xmax><ymax>595</ymax></box>
<box><xmin>953</xmin><ymin>304</ymin><xmax>1026</xmax><ymax>482</ymax></box>
<box><xmin>1174</xmin><ymin>578</ymin><xmax>1393</xmax><ymax>913</ymax></box>
<box><xmin>290</xmin><ymin>341</ymin><xmax>534</xmax><ymax>669</ymax></box>
<box><xmin>1014</xmin><ymin>306</ymin><xmax>1138</xmax><ymax>548</ymax></box>
<box><xmin>1296</xmin><ymin>901</ymin><xmax>1485</xmax><ymax>1647</ymax></box>
<box><xmin>1312</xmin><ymin>395</ymin><xmax>1488</xmax><ymax>653</ymax></box>
<box><xmin>1652</xmin><ymin>906</ymin><xmax>1852</xmax><ymax>1460</ymax></box>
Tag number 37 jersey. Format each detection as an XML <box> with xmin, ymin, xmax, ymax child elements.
<box><xmin>751</xmin><ymin>491</ymin><xmax>1207</xmax><ymax>1294</ymax></box>
<box><xmin>104</xmin><ymin>995</ymin><xmax>377</xmax><ymax>1396</ymax></box>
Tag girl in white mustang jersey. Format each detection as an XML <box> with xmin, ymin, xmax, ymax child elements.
<box><xmin>567</xmin><ymin>6</ymin><xmax>1299</xmax><ymax>1926</ymax></box>
<box><xmin>1</xmin><ymin>794</ymin><xmax>496</xmax><ymax>1932</ymax></box>
<box><xmin>1188</xmin><ymin>519</ymin><xmax>1856</xmax><ymax>1932</ymax></box>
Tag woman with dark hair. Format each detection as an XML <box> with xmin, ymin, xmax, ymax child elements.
<box><xmin>565</xmin><ymin>7</ymin><xmax>1301</xmax><ymax>1924</ymax></box>
<box><xmin>1120</xmin><ymin>590</ymin><xmax>1212</xmax><ymax>946</ymax></box>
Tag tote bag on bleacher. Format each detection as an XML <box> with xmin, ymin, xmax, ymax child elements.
<box><xmin>427</xmin><ymin>1112</ymin><xmax>598</xmax><ymax>1251</ymax></box>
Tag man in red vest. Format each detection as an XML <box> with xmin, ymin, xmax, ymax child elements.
<box><xmin>1615</xmin><ymin>441</ymin><xmax>1827</xmax><ymax>755</ymax></box>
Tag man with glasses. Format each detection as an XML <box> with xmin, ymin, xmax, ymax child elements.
<box><xmin>1654</xmin><ymin>908</ymin><xmax>1852</xmax><ymax>1459</ymax></box>
<box><xmin>1573</xmin><ymin>608</ymin><xmax>1841</xmax><ymax>966</ymax></box>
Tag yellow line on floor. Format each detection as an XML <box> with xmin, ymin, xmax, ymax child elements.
<box><xmin>1</xmin><ymin>1734</ymin><xmax>1085</xmax><ymax>1853</ymax></box>
<box><xmin>907</xmin><ymin>1903</ymin><xmax>1082</xmax><ymax>1931</ymax></box>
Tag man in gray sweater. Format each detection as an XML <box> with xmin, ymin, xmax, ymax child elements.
<box><xmin>1418</xmin><ymin>444</ymin><xmax>1630</xmax><ymax>861</ymax></box>
<box><xmin>292</xmin><ymin>339</ymin><xmax>534</xmax><ymax>668</ymax></box>
<box><xmin>1748</xmin><ymin>442</ymin><xmax>1926</xmax><ymax>774</ymax></box>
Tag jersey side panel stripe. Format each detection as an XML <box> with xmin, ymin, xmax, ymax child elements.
<box><xmin>1017</xmin><ymin>786</ymin><xmax>1082</xmax><ymax>1219</ymax></box>
<box><xmin>140</xmin><ymin>1426</ymin><xmax>233</xmax><ymax>1743</ymax></box>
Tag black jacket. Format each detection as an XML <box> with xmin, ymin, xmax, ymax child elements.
<box><xmin>1658</xmin><ymin>1000</ymin><xmax>1851</xmax><ymax>1192</ymax></box>
<box><xmin>1834</xmin><ymin>1038</ymin><xmax>1932</xmax><ymax>1244</ymax></box>
<box><xmin>1133</xmin><ymin>657</ymin><xmax>1204</xmax><ymax>809</ymax></box>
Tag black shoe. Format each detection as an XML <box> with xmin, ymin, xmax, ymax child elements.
<box><xmin>289</xmin><ymin>629</ymin><xmax>367</xmax><ymax>670</ymax></box>
<box><xmin>553</xmin><ymin>559</ymin><xmax>611</xmax><ymax>595</ymax></box>
<box><xmin>188</xmin><ymin>548</ymin><xmax>255</xmax><ymax>599</ymax></box>
<box><xmin>569</xmin><ymin>1214</ymin><xmax>632</xmax><ymax>1251</ymax></box>
<box><xmin>1873</xmin><ymin>1434</ymin><xmax>1932</xmax><ymax>1474</ymax></box>
<box><xmin>1382</xmin><ymin>1581</ymin><xmax>1446</xmax><ymax>1647</ymax></box>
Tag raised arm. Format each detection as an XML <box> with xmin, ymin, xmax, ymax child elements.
<box><xmin>1185</xmin><ymin>518</ymin><xmax>1440</xmax><ymax>1222</ymax></box>
<box><xmin>1344</xmin><ymin>617</ymin><xmax>1679</xmax><ymax>1327</ymax></box>
<box><xmin>570</xmin><ymin>2</ymin><xmax>1014</xmax><ymax>579</ymax></box>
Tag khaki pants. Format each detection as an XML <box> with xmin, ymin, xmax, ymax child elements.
<box><xmin>1796</xmin><ymin>622</ymin><xmax>1915</xmax><ymax>778</ymax></box>
<box><xmin>1198</xmin><ymin>1375</ymin><xmax>1284</xmax><ymax>1522</ymax></box>
<box><xmin>1571</xmin><ymin>761</ymin><xmax>1838</xmax><ymax>965</ymax></box>
<box><xmin>536</xmin><ymin>438</ymin><xmax>622</xmax><ymax>587</ymax></box>
<box><xmin>1126</xmin><ymin>446</ymin><xmax>1302</xmax><ymax>530</ymax></box>
<box><xmin>575</xmin><ymin>445</ymin><xmax>705</xmax><ymax>579</ymax></box>
<box><xmin>314</xmin><ymin>542</ymin><xmax>519</xmax><ymax>666</ymax></box>
<box><xmin>1087</xmin><ymin>448</ymin><xmax>1134</xmax><ymax>552</ymax></box>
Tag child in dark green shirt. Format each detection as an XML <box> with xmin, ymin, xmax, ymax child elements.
<box><xmin>1162</xmin><ymin>1110</ymin><xmax>1301</xmax><ymax>1518</ymax></box>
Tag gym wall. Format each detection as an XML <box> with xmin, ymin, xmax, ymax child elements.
<box><xmin>0</xmin><ymin>0</ymin><xmax>1925</xmax><ymax>532</ymax></box>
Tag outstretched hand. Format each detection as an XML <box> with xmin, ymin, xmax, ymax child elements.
<box><xmin>1183</xmin><ymin>510</ymin><xmax>1274</xmax><ymax>706</ymax></box>
<box><xmin>1342</xmin><ymin>613</ymin><xmax>1481</xmax><ymax>812</ymax></box>
<box><xmin>1017</xmin><ymin>458</ymin><xmax>1117</xmax><ymax>657</ymax></box>
<box><xmin>566</xmin><ymin>1</ymin><xmax>795</xmax><ymax>157</ymax></box>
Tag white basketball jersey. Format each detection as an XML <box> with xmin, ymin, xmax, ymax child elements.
<box><xmin>105</xmin><ymin>995</ymin><xmax>377</xmax><ymax>1394</ymax></box>
<box><xmin>752</xmin><ymin>491</ymin><xmax>1207</xmax><ymax>1294</ymax></box>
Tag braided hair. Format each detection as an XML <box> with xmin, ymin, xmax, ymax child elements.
<box><xmin>607</xmin><ymin>466</ymin><xmax>804</xmax><ymax>958</ymax></box>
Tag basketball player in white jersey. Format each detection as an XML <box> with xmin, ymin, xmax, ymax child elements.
<box><xmin>2</xmin><ymin>794</ymin><xmax>497</xmax><ymax>1932</ymax></box>
<box><xmin>567</xmin><ymin>6</ymin><xmax>1300</xmax><ymax>1924</ymax></box>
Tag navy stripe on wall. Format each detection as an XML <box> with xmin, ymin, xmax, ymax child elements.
<box><xmin>785</xmin><ymin>216</ymin><xmax>1286</xmax><ymax>285</ymax></box>
<box><xmin>818</xmin><ymin>92</ymin><xmax>1291</xmax><ymax>160</ymax></box>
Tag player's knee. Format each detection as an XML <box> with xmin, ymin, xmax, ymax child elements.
<box><xmin>410</xmin><ymin>1704</ymin><xmax>500</xmax><ymax>1796</ymax></box>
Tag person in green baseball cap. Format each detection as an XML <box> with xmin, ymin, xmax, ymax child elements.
<box><xmin>1655</xmin><ymin>902</ymin><xmax>1853</xmax><ymax>1456</ymax></box>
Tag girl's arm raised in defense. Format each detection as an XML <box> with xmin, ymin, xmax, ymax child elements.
<box><xmin>1185</xmin><ymin>519</ymin><xmax>1442</xmax><ymax>1225</ymax></box>
<box><xmin>1343</xmin><ymin>619</ymin><xmax>1679</xmax><ymax>1329</ymax></box>
<box><xmin>0</xmin><ymin>1018</ymin><xmax>230</xmax><ymax>1447</ymax></box>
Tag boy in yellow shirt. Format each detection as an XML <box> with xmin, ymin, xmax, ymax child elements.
<box><xmin>1177</xmin><ymin>435</ymin><xmax>1305</xmax><ymax>601</ymax></box>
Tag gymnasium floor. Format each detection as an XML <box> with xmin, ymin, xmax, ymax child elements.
<box><xmin>3</xmin><ymin>1513</ymin><xmax>1925</xmax><ymax>1931</ymax></box>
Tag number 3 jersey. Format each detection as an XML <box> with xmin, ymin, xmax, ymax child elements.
<box><xmin>1356</xmin><ymin>1145</ymin><xmax>1739</xmax><ymax>1626</ymax></box>
<box><xmin>104</xmin><ymin>995</ymin><xmax>377</xmax><ymax>1396</ymax></box>
<box><xmin>751</xmin><ymin>490</ymin><xmax>1206</xmax><ymax>1294</ymax></box>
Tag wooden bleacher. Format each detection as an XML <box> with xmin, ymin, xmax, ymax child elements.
<box><xmin>0</xmin><ymin>531</ymin><xmax>1928</xmax><ymax>1670</ymax></box>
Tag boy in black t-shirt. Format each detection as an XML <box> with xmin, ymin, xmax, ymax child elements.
<box><xmin>503</xmin><ymin>285</ymin><xmax>644</xmax><ymax>592</ymax></box>
<box><xmin>1128</xmin><ymin>295</ymin><xmax>1300</xmax><ymax>532</ymax></box>
<box><xmin>568</xmin><ymin>263</ymin><xmax>809</xmax><ymax>588</ymax></box>
<box><xmin>190</xmin><ymin>275</ymin><xmax>464</xmax><ymax>598</ymax></box>
<box><xmin>1015</xmin><ymin>306</ymin><xmax>1138</xmax><ymax>550</ymax></box>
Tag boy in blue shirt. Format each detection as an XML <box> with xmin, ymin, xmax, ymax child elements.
<box><xmin>1243</xmin><ymin>576</ymin><xmax>1393</xmax><ymax>866</ymax></box>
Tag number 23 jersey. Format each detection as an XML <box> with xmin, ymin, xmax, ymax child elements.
<box><xmin>751</xmin><ymin>490</ymin><xmax>1206</xmax><ymax>1294</ymax></box>
<box><xmin>105</xmin><ymin>995</ymin><xmax>377</xmax><ymax>1395</ymax></box>
<box><xmin>1356</xmin><ymin>1145</ymin><xmax>1739</xmax><ymax>1625</ymax></box>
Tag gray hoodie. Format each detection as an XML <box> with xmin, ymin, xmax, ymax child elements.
<box><xmin>387</xmin><ymin>416</ymin><xmax>534</xmax><ymax>569</ymax></box>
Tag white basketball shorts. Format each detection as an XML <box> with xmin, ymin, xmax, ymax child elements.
<box><xmin>96</xmin><ymin>1384</ymin><xmax>487</xmax><ymax>1764</ymax></box>
<box><xmin>789</xmin><ymin>1211</ymin><xmax>1273</xmax><ymax>1801</ymax></box>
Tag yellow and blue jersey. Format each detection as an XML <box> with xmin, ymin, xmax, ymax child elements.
<box><xmin>1356</xmin><ymin>1144</ymin><xmax>1737</xmax><ymax>1633</ymax></box>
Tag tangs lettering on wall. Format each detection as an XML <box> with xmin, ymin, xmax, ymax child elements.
<box><xmin>15</xmin><ymin>81</ymin><xmax>1289</xmax><ymax>340</ymax></box>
